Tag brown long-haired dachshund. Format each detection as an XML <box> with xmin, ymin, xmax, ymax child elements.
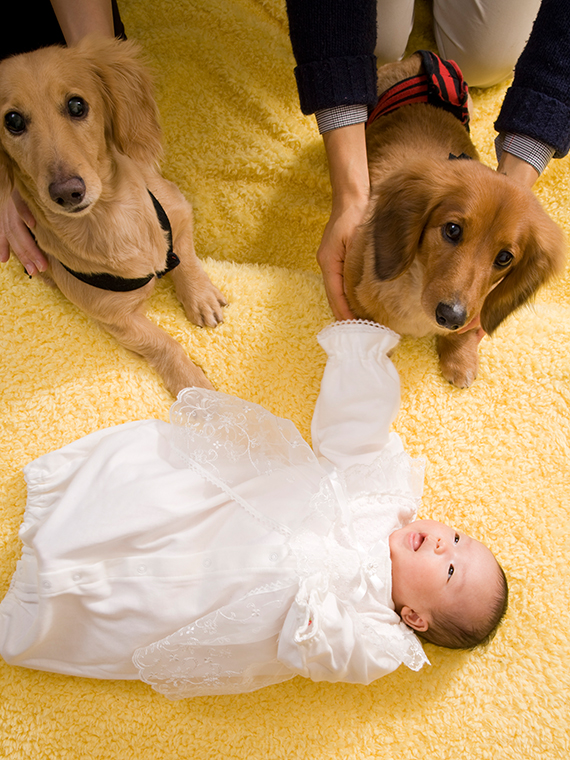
<box><xmin>0</xmin><ymin>37</ymin><xmax>226</xmax><ymax>396</ymax></box>
<box><xmin>345</xmin><ymin>53</ymin><xmax>566</xmax><ymax>387</ymax></box>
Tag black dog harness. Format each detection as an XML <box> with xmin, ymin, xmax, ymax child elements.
<box><xmin>60</xmin><ymin>191</ymin><xmax>180</xmax><ymax>292</ymax></box>
<box><xmin>367</xmin><ymin>50</ymin><xmax>470</xmax><ymax>132</ymax></box>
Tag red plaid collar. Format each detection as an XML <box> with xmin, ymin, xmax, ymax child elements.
<box><xmin>367</xmin><ymin>50</ymin><xmax>470</xmax><ymax>130</ymax></box>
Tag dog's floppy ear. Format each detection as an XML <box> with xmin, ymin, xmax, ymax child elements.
<box><xmin>481</xmin><ymin>207</ymin><xmax>566</xmax><ymax>334</ymax></box>
<box><xmin>75</xmin><ymin>35</ymin><xmax>163</xmax><ymax>168</ymax></box>
<box><xmin>367</xmin><ymin>159</ymin><xmax>451</xmax><ymax>280</ymax></box>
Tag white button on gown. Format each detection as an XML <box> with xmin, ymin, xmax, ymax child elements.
<box><xmin>0</xmin><ymin>322</ymin><xmax>428</xmax><ymax>699</ymax></box>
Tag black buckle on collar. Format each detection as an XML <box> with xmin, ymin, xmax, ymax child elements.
<box><xmin>156</xmin><ymin>251</ymin><xmax>181</xmax><ymax>279</ymax></box>
<box><xmin>59</xmin><ymin>190</ymin><xmax>180</xmax><ymax>291</ymax></box>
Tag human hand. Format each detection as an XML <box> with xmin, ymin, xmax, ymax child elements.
<box><xmin>317</xmin><ymin>198</ymin><xmax>367</xmax><ymax>321</ymax></box>
<box><xmin>497</xmin><ymin>151</ymin><xmax>539</xmax><ymax>189</ymax></box>
<box><xmin>0</xmin><ymin>190</ymin><xmax>47</xmax><ymax>276</ymax></box>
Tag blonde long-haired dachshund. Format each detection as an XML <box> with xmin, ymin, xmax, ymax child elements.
<box><xmin>345</xmin><ymin>52</ymin><xmax>566</xmax><ymax>387</ymax></box>
<box><xmin>0</xmin><ymin>37</ymin><xmax>226</xmax><ymax>395</ymax></box>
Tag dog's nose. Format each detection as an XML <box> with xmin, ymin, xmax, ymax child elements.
<box><xmin>49</xmin><ymin>177</ymin><xmax>86</xmax><ymax>209</ymax></box>
<box><xmin>435</xmin><ymin>302</ymin><xmax>467</xmax><ymax>330</ymax></box>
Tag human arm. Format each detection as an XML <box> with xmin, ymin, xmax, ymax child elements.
<box><xmin>311</xmin><ymin>321</ymin><xmax>402</xmax><ymax>470</ymax></box>
<box><xmin>285</xmin><ymin>0</ymin><xmax>377</xmax><ymax>318</ymax></box>
<box><xmin>50</xmin><ymin>0</ymin><xmax>115</xmax><ymax>45</ymax></box>
<box><xmin>282</xmin><ymin>323</ymin><xmax>429</xmax><ymax>684</ymax></box>
<box><xmin>285</xmin><ymin>0</ymin><xmax>377</xmax><ymax>116</ymax></box>
<box><xmin>494</xmin><ymin>0</ymin><xmax>570</xmax><ymax>185</ymax></box>
<box><xmin>495</xmin><ymin>132</ymin><xmax>555</xmax><ymax>188</ymax></box>
<box><xmin>318</xmin><ymin>123</ymin><xmax>370</xmax><ymax>319</ymax></box>
<box><xmin>496</xmin><ymin>147</ymin><xmax>540</xmax><ymax>188</ymax></box>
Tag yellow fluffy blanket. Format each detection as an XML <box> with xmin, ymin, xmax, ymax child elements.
<box><xmin>1</xmin><ymin>1</ymin><xmax>568</xmax><ymax>757</ymax></box>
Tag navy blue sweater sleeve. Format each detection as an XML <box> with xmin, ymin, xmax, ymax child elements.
<box><xmin>494</xmin><ymin>0</ymin><xmax>570</xmax><ymax>157</ymax></box>
<box><xmin>285</xmin><ymin>0</ymin><xmax>378</xmax><ymax>114</ymax></box>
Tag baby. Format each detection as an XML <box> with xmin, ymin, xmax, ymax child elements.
<box><xmin>389</xmin><ymin>519</ymin><xmax>507</xmax><ymax>649</ymax></box>
<box><xmin>0</xmin><ymin>321</ymin><xmax>507</xmax><ymax>699</ymax></box>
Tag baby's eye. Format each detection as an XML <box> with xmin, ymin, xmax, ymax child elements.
<box><xmin>448</xmin><ymin>564</ymin><xmax>454</xmax><ymax>579</ymax></box>
<box><xmin>454</xmin><ymin>533</ymin><xmax>460</xmax><ymax>544</ymax></box>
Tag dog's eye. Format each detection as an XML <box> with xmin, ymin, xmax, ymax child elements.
<box><xmin>443</xmin><ymin>222</ymin><xmax>462</xmax><ymax>243</ymax></box>
<box><xmin>67</xmin><ymin>97</ymin><xmax>88</xmax><ymax>119</ymax></box>
<box><xmin>4</xmin><ymin>111</ymin><xmax>26</xmax><ymax>135</ymax></box>
<box><xmin>495</xmin><ymin>250</ymin><xmax>514</xmax><ymax>268</ymax></box>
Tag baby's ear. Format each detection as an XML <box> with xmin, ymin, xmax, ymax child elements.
<box><xmin>400</xmin><ymin>606</ymin><xmax>430</xmax><ymax>632</ymax></box>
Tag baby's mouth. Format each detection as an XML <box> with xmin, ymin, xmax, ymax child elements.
<box><xmin>412</xmin><ymin>533</ymin><xmax>426</xmax><ymax>551</ymax></box>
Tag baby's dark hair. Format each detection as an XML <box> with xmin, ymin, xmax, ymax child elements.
<box><xmin>421</xmin><ymin>563</ymin><xmax>509</xmax><ymax>650</ymax></box>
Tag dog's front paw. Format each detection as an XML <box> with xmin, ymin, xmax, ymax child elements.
<box><xmin>440</xmin><ymin>360</ymin><xmax>478</xmax><ymax>388</ymax></box>
<box><xmin>185</xmin><ymin>284</ymin><xmax>227</xmax><ymax>328</ymax></box>
<box><xmin>437</xmin><ymin>332</ymin><xmax>480</xmax><ymax>389</ymax></box>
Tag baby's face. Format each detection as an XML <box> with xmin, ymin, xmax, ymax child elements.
<box><xmin>388</xmin><ymin>519</ymin><xmax>499</xmax><ymax>632</ymax></box>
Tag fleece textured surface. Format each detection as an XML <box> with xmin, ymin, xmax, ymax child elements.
<box><xmin>0</xmin><ymin>1</ymin><xmax>568</xmax><ymax>758</ymax></box>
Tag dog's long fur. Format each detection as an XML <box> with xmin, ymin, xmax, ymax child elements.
<box><xmin>0</xmin><ymin>36</ymin><xmax>226</xmax><ymax>395</ymax></box>
<box><xmin>345</xmin><ymin>54</ymin><xmax>566</xmax><ymax>387</ymax></box>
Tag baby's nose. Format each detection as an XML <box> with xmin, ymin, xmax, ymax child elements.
<box><xmin>434</xmin><ymin>537</ymin><xmax>446</xmax><ymax>553</ymax></box>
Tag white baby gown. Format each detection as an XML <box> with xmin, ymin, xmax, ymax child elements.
<box><xmin>0</xmin><ymin>321</ymin><xmax>429</xmax><ymax>699</ymax></box>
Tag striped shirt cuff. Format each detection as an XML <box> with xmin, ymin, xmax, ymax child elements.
<box><xmin>495</xmin><ymin>132</ymin><xmax>555</xmax><ymax>176</ymax></box>
<box><xmin>315</xmin><ymin>105</ymin><xmax>369</xmax><ymax>134</ymax></box>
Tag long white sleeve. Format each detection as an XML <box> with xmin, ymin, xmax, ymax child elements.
<box><xmin>311</xmin><ymin>321</ymin><xmax>402</xmax><ymax>470</ymax></box>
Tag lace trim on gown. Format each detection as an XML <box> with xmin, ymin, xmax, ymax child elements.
<box><xmin>168</xmin><ymin>387</ymin><xmax>319</xmax><ymax>536</ymax></box>
<box><xmin>169</xmin><ymin>387</ymin><xmax>316</xmax><ymax>478</ymax></box>
<box><xmin>320</xmin><ymin>319</ymin><xmax>401</xmax><ymax>342</ymax></box>
<box><xmin>133</xmin><ymin>580</ymin><xmax>298</xmax><ymax>699</ymax></box>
